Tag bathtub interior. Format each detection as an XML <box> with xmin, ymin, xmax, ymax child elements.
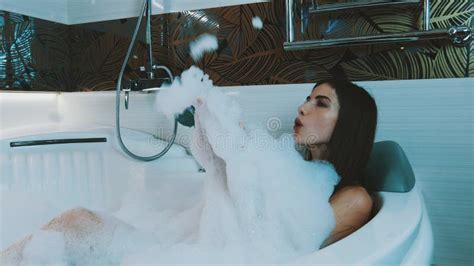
<box><xmin>0</xmin><ymin>125</ymin><xmax>204</xmax><ymax>250</ymax></box>
<box><xmin>0</xmin><ymin>124</ymin><xmax>429</xmax><ymax>264</ymax></box>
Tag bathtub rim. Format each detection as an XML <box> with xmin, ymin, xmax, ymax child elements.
<box><xmin>291</xmin><ymin>183</ymin><xmax>432</xmax><ymax>264</ymax></box>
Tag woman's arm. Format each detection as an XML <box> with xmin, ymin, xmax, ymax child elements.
<box><xmin>321</xmin><ymin>185</ymin><xmax>373</xmax><ymax>248</ymax></box>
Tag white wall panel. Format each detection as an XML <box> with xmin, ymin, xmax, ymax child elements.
<box><xmin>360</xmin><ymin>78</ymin><xmax>473</xmax><ymax>265</ymax></box>
<box><xmin>0</xmin><ymin>92</ymin><xmax>60</xmax><ymax>136</ymax></box>
<box><xmin>0</xmin><ymin>0</ymin><xmax>269</xmax><ymax>25</ymax></box>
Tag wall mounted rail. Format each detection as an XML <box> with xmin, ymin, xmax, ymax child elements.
<box><xmin>285</xmin><ymin>0</ymin><xmax>472</xmax><ymax>50</ymax></box>
<box><xmin>308</xmin><ymin>0</ymin><xmax>420</xmax><ymax>14</ymax></box>
<box><xmin>10</xmin><ymin>138</ymin><xmax>107</xmax><ymax>148</ymax></box>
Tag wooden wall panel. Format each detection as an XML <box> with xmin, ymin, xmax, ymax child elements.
<box><xmin>0</xmin><ymin>0</ymin><xmax>472</xmax><ymax>91</ymax></box>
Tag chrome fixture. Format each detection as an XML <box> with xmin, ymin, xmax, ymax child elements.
<box><xmin>284</xmin><ymin>0</ymin><xmax>472</xmax><ymax>50</ymax></box>
<box><xmin>308</xmin><ymin>0</ymin><xmax>420</xmax><ymax>14</ymax></box>
<box><xmin>115</xmin><ymin>0</ymin><xmax>180</xmax><ymax>161</ymax></box>
<box><xmin>121</xmin><ymin>65</ymin><xmax>173</xmax><ymax>110</ymax></box>
<box><xmin>423</xmin><ymin>0</ymin><xmax>430</xmax><ymax>31</ymax></box>
<box><xmin>285</xmin><ymin>0</ymin><xmax>295</xmax><ymax>43</ymax></box>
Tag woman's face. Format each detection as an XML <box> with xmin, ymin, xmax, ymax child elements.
<box><xmin>293</xmin><ymin>83</ymin><xmax>340</xmax><ymax>145</ymax></box>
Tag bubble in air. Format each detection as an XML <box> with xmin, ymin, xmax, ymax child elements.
<box><xmin>252</xmin><ymin>16</ymin><xmax>263</xmax><ymax>30</ymax></box>
<box><xmin>189</xmin><ymin>33</ymin><xmax>218</xmax><ymax>61</ymax></box>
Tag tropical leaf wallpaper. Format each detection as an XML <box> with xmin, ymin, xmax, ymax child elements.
<box><xmin>0</xmin><ymin>0</ymin><xmax>472</xmax><ymax>91</ymax></box>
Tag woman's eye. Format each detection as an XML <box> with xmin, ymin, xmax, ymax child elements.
<box><xmin>305</xmin><ymin>96</ymin><xmax>311</xmax><ymax>102</ymax></box>
<box><xmin>316</xmin><ymin>100</ymin><xmax>327</xmax><ymax>107</ymax></box>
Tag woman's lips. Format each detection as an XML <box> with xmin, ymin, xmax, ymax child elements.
<box><xmin>293</xmin><ymin>118</ymin><xmax>303</xmax><ymax>131</ymax></box>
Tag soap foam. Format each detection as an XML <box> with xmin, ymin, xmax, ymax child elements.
<box><xmin>189</xmin><ymin>33</ymin><xmax>219</xmax><ymax>61</ymax></box>
<box><xmin>3</xmin><ymin>67</ymin><xmax>340</xmax><ymax>265</ymax></box>
<box><xmin>252</xmin><ymin>16</ymin><xmax>263</xmax><ymax>30</ymax></box>
<box><xmin>152</xmin><ymin>66</ymin><xmax>340</xmax><ymax>264</ymax></box>
<box><xmin>21</xmin><ymin>230</ymin><xmax>67</xmax><ymax>265</ymax></box>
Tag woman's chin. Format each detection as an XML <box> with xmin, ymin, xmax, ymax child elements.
<box><xmin>292</xmin><ymin>132</ymin><xmax>302</xmax><ymax>144</ymax></box>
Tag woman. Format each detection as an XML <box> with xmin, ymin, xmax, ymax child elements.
<box><xmin>294</xmin><ymin>79</ymin><xmax>378</xmax><ymax>248</ymax></box>
<box><xmin>1</xmin><ymin>78</ymin><xmax>377</xmax><ymax>262</ymax></box>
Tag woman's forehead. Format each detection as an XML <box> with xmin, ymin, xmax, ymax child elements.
<box><xmin>311</xmin><ymin>83</ymin><xmax>338</xmax><ymax>101</ymax></box>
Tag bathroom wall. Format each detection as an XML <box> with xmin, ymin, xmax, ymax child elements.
<box><xmin>0</xmin><ymin>0</ymin><xmax>472</xmax><ymax>91</ymax></box>
<box><xmin>167</xmin><ymin>0</ymin><xmax>473</xmax><ymax>84</ymax></box>
<box><xmin>0</xmin><ymin>11</ymin><xmax>167</xmax><ymax>91</ymax></box>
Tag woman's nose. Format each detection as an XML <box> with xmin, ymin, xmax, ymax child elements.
<box><xmin>298</xmin><ymin>104</ymin><xmax>307</xmax><ymax>116</ymax></box>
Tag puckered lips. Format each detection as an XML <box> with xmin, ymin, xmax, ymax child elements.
<box><xmin>293</xmin><ymin>117</ymin><xmax>303</xmax><ymax>131</ymax></box>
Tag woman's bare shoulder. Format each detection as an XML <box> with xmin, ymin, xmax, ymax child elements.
<box><xmin>322</xmin><ymin>185</ymin><xmax>373</xmax><ymax>248</ymax></box>
<box><xmin>330</xmin><ymin>185</ymin><xmax>373</xmax><ymax>211</ymax></box>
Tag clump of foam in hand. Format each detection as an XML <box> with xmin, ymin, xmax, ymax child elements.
<box><xmin>189</xmin><ymin>33</ymin><xmax>218</xmax><ymax>61</ymax></box>
<box><xmin>252</xmin><ymin>16</ymin><xmax>263</xmax><ymax>30</ymax></box>
<box><xmin>155</xmin><ymin>66</ymin><xmax>213</xmax><ymax>121</ymax></box>
<box><xmin>155</xmin><ymin>66</ymin><xmax>242</xmax><ymax>126</ymax></box>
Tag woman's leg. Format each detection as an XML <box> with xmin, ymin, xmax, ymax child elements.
<box><xmin>41</xmin><ymin>207</ymin><xmax>105</xmax><ymax>239</ymax></box>
<box><xmin>1</xmin><ymin>207</ymin><xmax>125</xmax><ymax>265</ymax></box>
<box><xmin>0</xmin><ymin>234</ymin><xmax>33</xmax><ymax>264</ymax></box>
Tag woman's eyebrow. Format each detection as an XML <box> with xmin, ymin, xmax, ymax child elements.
<box><xmin>315</xmin><ymin>95</ymin><xmax>332</xmax><ymax>102</ymax></box>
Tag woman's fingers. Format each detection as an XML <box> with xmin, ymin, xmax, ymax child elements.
<box><xmin>196</xmin><ymin>96</ymin><xmax>204</xmax><ymax>106</ymax></box>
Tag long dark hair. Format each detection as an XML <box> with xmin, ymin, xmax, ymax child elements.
<box><xmin>304</xmin><ymin>79</ymin><xmax>378</xmax><ymax>192</ymax></box>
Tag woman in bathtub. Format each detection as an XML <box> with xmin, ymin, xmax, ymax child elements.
<box><xmin>295</xmin><ymin>79</ymin><xmax>377</xmax><ymax>248</ymax></box>
<box><xmin>1</xmin><ymin>78</ymin><xmax>377</xmax><ymax>262</ymax></box>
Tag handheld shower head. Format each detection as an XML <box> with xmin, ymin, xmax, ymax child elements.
<box><xmin>176</xmin><ymin>106</ymin><xmax>195</xmax><ymax>127</ymax></box>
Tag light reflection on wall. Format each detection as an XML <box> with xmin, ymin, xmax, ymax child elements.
<box><xmin>0</xmin><ymin>11</ymin><xmax>36</xmax><ymax>90</ymax></box>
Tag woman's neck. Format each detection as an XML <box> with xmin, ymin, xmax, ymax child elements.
<box><xmin>309</xmin><ymin>143</ymin><xmax>328</xmax><ymax>161</ymax></box>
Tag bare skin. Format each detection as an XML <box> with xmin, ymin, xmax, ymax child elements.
<box><xmin>294</xmin><ymin>83</ymin><xmax>373</xmax><ymax>247</ymax></box>
<box><xmin>324</xmin><ymin>186</ymin><xmax>373</xmax><ymax>248</ymax></box>
<box><xmin>1</xmin><ymin>207</ymin><xmax>105</xmax><ymax>264</ymax></box>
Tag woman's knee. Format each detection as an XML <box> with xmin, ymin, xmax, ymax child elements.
<box><xmin>42</xmin><ymin>207</ymin><xmax>103</xmax><ymax>233</ymax></box>
<box><xmin>1</xmin><ymin>208</ymin><xmax>104</xmax><ymax>264</ymax></box>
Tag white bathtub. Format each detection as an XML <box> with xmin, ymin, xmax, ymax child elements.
<box><xmin>0</xmin><ymin>125</ymin><xmax>433</xmax><ymax>264</ymax></box>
